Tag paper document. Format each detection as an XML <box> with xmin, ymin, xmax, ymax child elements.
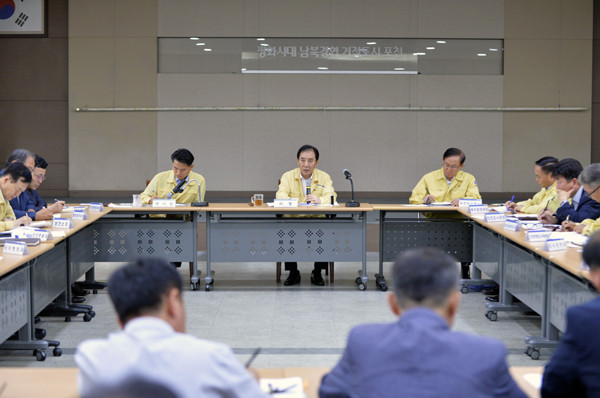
<box><xmin>30</xmin><ymin>221</ymin><xmax>51</xmax><ymax>228</ymax></box>
<box><xmin>260</xmin><ymin>377</ymin><xmax>305</xmax><ymax>397</ymax></box>
<box><xmin>549</xmin><ymin>231</ymin><xmax>588</xmax><ymax>246</ymax></box>
<box><xmin>60</xmin><ymin>207</ymin><xmax>75</xmax><ymax>213</ymax></box>
<box><xmin>108</xmin><ymin>203</ymin><xmax>134</xmax><ymax>208</ymax></box>
<box><xmin>429</xmin><ymin>202</ymin><xmax>452</xmax><ymax>206</ymax></box>
<box><xmin>513</xmin><ymin>213</ymin><xmax>539</xmax><ymax>220</ymax></box>
<box><xmin>523</xmin><ymin>373</ymin><xmax>542</xmax><ymax>389</ymax></box>
<box><xmin>51</xmin><ymin>231</ymin><xmax>66</xmax><ymax>238</ymax></box>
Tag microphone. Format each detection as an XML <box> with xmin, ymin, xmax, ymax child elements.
<box><xmin>166</xmin><ymin>179</ymin><xmax>187</xmax><ymax>199</ymax></box>
<box><xmin>342</xmin><ymin>169</ymin><xmax>360</xmax><ymax>207</ymax></box>
<box><xmin>306</xmin><ymin>186</ymin><xmax>311</xmax><ymax>204</ymax></box>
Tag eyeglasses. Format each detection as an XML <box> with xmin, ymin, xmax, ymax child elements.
<box><xmin>33</xmin><ymin>174</ymin><xmax>46</xmax><ymax>181</ymax></box>
<box><xmin>587</xmin><ymin>185</ymin><xmax>600</xmax><ymax>197</ymax></box>
<box><xmin>443</xmin><ymin>162</ymin><xmax>460</xmax><ymax>170</ymax></box>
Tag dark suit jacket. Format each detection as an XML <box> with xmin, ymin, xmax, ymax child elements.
<box><xmin>26</xmin><ymin>188</ymin><xmax>47</xmax><ymax>211</ymax></box>
<box><xmin>555</xmin><ymin>189</ymin><xmax>600</xmax><ymax>223</ymax></box>
<box><xmin>319</xmin><ymin>308</ymin><xmax>526</xmax><ymax>398</ymax></box>
<box><xmin>9</xmin><ymin>191</ymin><xmax>36</xmax><ymax>219</ymax></box>
<box><xmin>541</xmin><ymin>296</ymin><xmax>600</xmax><ymax>397</ymax></box>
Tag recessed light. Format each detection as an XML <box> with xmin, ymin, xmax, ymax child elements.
<box><xmin>436</xmin><ymin>40</ymin><xmax>446</xmax><ymax>44</ymax></box>
<box><xmin>317</xmin><ymin>67</ymin><xmax>328</xmax><ymax>70</ymax></box>
<box><xmin>241</xmin><ymin>68</ymin><xmax>246</xmax><ymax>71</ymax></box>
<box><xmin>413</xmin><ymin>52</ymin><xmax>426</xmax><ymax>56</ymax></box>
<box><xmin>394</xmin><ymin>67</ymin><xmax>405</xmax><ymax>71</ymax></box>
<box><xmin>426</xmin><ymin>47</ymin><xmax>435</xmax><ymax>50</ymax></box>
<box><xmin>195</xmin><ymin>42</ymin><xmax>205</xmax><ymax>46</ymax></box>
<box><xmin>489</xmin><ymin>48</ymin><xmax>498</xmax><ymax>51</ymax></box>
<box><xmin>477</xmin><ymin>53</ymin><xmax>486</xmax><ymax>56</ymax></box>
<box><xmin>189</xmin><ymin>37</ymin><xmax>199</xmax><ymax>40</ymax></box>
<box><xmin>260</xmin><ymin>43</ymin><xmax>269</xmax><ymax>47</ymax></box>
<box><xmin>366</xmin><ymin>41</ymin><xmax>377</xmax><ymax>45</ymax></box>
<box><xmin>257</xmin><ymin>38</ymin><xmax>265</xmax><ymax>41</ymax></box>
<box><xmin>204</xmin><ymin>48</ymin><xmax>212</xmax><ymax>52</ymax></box>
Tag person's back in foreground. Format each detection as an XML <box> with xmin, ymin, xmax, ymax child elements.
<box><xmin>319</xmin><ymin>248</ymin><xmax>526</xmax><ymax>398</ymax></box>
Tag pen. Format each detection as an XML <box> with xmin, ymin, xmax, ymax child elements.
<box><xmin>245</xmin><ymin>347</ymin><xmax>261</xmax><ymax>368</ymax></box>
<box><xmin>510</xmin><ymin>195</ymin><xmax>514</xmax><ymax>203</ymax></box>
<box><xmin>542</xmin><ymin>198</ymin><xmax>552</xmax><ymax>213</ymax></box>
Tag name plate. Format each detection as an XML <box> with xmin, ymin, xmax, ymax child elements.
<box><xmin>53</xmin><ymin>218</ymin><xmax>74</xmax><ymax>229</ymax></box>
<box><xmin>72</xmin><ymin>210</ymin><xmax>89</xmax><ymax>220</ymax></box>
<box><xmin>3</xmin><ymin>241</ymin><xmax>29</xmax><ymax>255</ymax></box>
<box><xmin>459</xmin><ymin>198</ymin><xmax>483</xmax><ymax>207</ymax></box>
<box><xmin>10</xmin><ymin>227</ymin><xmax>34</xmax><ymax>239</ymax></box>
<box><xmin>525</xmin><ymin>229</ymin><xmax>552</xmax><ymax>242</ymax></box>
<box><xmin>31</xmin><ymin>229</ymin><xmax>53</xmax><ymax>242</ymax></box>
<box><xmin>152</xmin><ymin>199</ymin><xmax>177</xmax><ymax>208</ymax></box>
<box><xmin>545</xmin><ymin>238</ymin><xmax>567</xmax><ymax>251</ymax></box>
<box><xmin>484</xmin><ymin>212</ymin><xmax>506</xmax><ymax>223</ymax></box>
<box><xmin>468</xmin><ymin>204</ymin><xmax>489</xmax><ymax>215</ymax></box>
<box><xmin>274</xmin><ymin>198</ymin><xmax>299</xmax><ymax>208</ymax></box>
<box><xmin>504</xmin><ymin>220</ymin><xmax>521</xmax><ymax>231</ymax></box>
<box><xmin>89</xmin><ymin>202</ymin><xmax>105</xmax><ymax>212</ymax></box>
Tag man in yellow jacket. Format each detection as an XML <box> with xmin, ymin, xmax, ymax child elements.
<box><xmin>506</xmin><ymin>156</ymin><xmax>559</xmax><ymax>214</ymax></box>
<box><xmin>0</xmin><ymin>163</ymin><xmax>33</xmax><ymax>231</ymax></box>
<box><xmin>276</xmin><ymin>145</ymin><xmax>336</xmax><ymax>286</ymax></box>
<box><xmin>141</xmin><ymin>148</ymin><xmax>206</xmax><ymax>205</ymax></box>
<box><xmin>409</xmin><ymin>147</ymin><xmax>481</xmax><ymax>279</ymax></box>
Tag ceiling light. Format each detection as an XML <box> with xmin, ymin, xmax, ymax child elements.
<box><xmin>366</xmin><ymin>41</ymin><xmax>377</xmax><ymax>45</ymax></box>
<box><xmin>436</xmin><ymin>40</ymin><xmax>446</xmax><ymax>44</ymax></box>
<box><xmin>477</xmin><ymin>53</ymin><xmax>486</xmax><ymax>56</ymax></box>
<box><xmin>317</xmin><ymin>67</ymin><xmax>328</xmax><ymax>70</ymax></box>
<box><xmin>426</xmin><ymin>47</ymin><xmax>435</xmax><ymax>50</ymax></box>
<box><xmin>260</xmin><ymin>43</ymin><xmax>269</xmax><ymax>47</ymax></box>
<box><xmin>257</xmin><ymin>38</ymin><xmax>265</xmax><ymax>41</ymax></box>
<box><xmin>195</xmin><ymin>42</ymin><xmax>205</xmax><ymax>46</ymax></box>
<box><xmin>189</xmin><ymin>37</ymin><xmax>199</xmax><ymax>40</ymax></box>
<box><xmin>394</xmin><ymin>67</ymin><xmax>405</xmax><ymax>71</ymax></box>
<box><xmin>204</xmin><ymin>48</ymin><xmax>212</xmax><ymax>52</ymax></box>
<box><xmin>489</xmin><ymin>48</ymin><xmax>498</xmax><ymax>51</ymax></box>
<box><xmin>413</xmin><ymin>52</ymin><xmax>426</xmax><ymax>56</ymax></box>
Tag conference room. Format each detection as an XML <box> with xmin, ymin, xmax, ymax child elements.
<box><xmin>0</xmin><ymin>1</ymin><xmax>597</xmax><ymax>397</ymax></box>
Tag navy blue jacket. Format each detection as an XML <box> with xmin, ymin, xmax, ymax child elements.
<box><xmin>25</xmin><ymin>188</ymin><xmax>47</xmax><ymax>211</ymax></box>
<box><xmin>555</xmin><ymin>190</ymin><xmax>600</xmax><ymax>223</ymax></box>
<box><xmin>542</xmin><ymin>296</ymin><xmax>600</xmax><ymax>397</ymax></box>
<box><xmin>9</xmin><ymin>192</ymin><xmax>36</xmax><ymax>219</ymax></box>
<box><xmin>319</xmin><ymin>308</ymin><xmax>526</xmax><ymax>398</ymax></box>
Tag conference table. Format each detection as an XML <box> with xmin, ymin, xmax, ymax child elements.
<box><xmin>0</xmin><ymin>201</ymin><xmax>596</xmax><ymax>362</ymax></box>
<box><xmin>0</xmin><ymin>366</ymin><xmax>544</xmax><ymax>398</ymax></box>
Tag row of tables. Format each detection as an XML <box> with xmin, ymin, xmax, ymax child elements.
<box><xmin>0</xmin><ymin>202</ymin><xmax>595</xmax><ymax>363</ymax></box>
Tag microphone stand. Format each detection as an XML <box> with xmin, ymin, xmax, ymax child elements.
<box><xmin>345</xmin><ymin>175</ymin><xmax>360</xmax><ymax>207</ymax></box>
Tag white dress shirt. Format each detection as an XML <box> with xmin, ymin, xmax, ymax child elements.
<box><xmin>75</xmin><ymin>317</ymin><xmax>266</xmax><ymax>398</ymax></box>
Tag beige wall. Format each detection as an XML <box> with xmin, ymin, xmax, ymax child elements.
<box><xmin>69</xmin><ymin>0</ymin><xmax>593</xmax><ymax>194</ymax></box>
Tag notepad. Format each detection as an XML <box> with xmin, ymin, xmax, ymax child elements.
<box><xmin>30</xmin><ymin>221</ymin><xmax>52</xmax><ymax>228</ymax></box>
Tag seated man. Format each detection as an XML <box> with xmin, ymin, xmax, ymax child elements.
<box><xmin>506</xmin><ymin>156</ymin><xmax>559</xmax><ymax>214</ymax></box>
<box><xmin>25</xmin><ymin>155</ymin><xmax>65</xmax><ymax>220</ymax></box>
<box><xmin>75</xmin><ymin>257</ymin><xmax>266</xmax><ymax>398</ymax></box>
<box><xmin>276</xmin><ymin>144</ymin><xmax>336</xmax><ymax>286</ymax></box>
<box><xmin>0</xmin><ymin>162</ymin><xmax>33</xmax><ymax>231</ymax></box>
<box><xmin>409</xmin><ymin>147</ymin><xmax>481</xmax><ymax>278</ymax></box>
<box><xmin>539</xmin><ymin>158</ymin><xmax>600</xmax><ymax>225</ymax></box>
<box><xmin>541</xmin><ymin>230</ymin><xmax>600</xmax><ymax>397</ymax></box>
<box><xmin>141</xmin><ymin>148</ymin><xmax>205</xmax><ymax>205</ymax></box>
<box><xmin>1</xmin><ymin>149</ymin><xmax>37</xmax><ymax>220</ymax></box>
<box><xmin>563</xmin><ymin>163</ymin><xmax>600</xmax><ymax>235</ymax></box>
<box><xmin>319</xmin><ymin>247</ymin><xmax>526</xmax><ymax>398</ymax></box>
<box><xmin>409</xmin><ymin>147</ymin><xmax>481</xmax><ymax>206</ymax></box>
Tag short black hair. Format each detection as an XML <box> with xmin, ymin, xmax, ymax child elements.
<box><xmin>552</xmin><ymin>158</ymin><xmax>583</xmax><ymax>181</ymax></box>
<box><xmin>170</xmin><ymin>148</ymin><xmax>194</xmax><ymax>166</ymax></box>
<box><xmin>297</xmin><ymin>145</ymin><xmax>319</xmax><ymax>161</ymax></box>
<box><xmin>583</xmin><ymin>231</ymin><xmax>600</xmax><ymax>270</ymax></box>
<box><xmin>108</xmin><ymin>257</ymin><xmax>183</xmax><ymax>325</ymax></box>
<box><xmin>442</xmin><ymin>148</ymin><xmax>465</xmax><ymax>165</ymax></box>
<box><xmin>5</xmin><ymin>148</ymin><xmax>35</xmax><ymax>168</ymax></box>
<box><xmin>35</xmin><ymin>154</ymin><xmax>48</xmax><ymax>169</ymax></box>
<box><xmin>3</xmin><ymin>162</ymin><xmax>32</xmax><ymax>184</ymax></box>
<box><xmin>536</xmin><ymin>156</ymin><xmax>558</xmax><ymax>167</ymax></box>
<box><xmin>392</xmin><ymin>248</ymin><xmax>459</xmax><ymax>308</ymax></box>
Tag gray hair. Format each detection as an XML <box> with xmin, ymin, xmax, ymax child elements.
<box><xmin>579</xmin><ymin>163</ymin><xmax>600</xmax><ymax>191</ymax></box>
<box><xmin>392</xmin><ymin>248</ymin><xmax>459</xmax><ymax>309</ymax></box>
<box><xmin>5</xmin><ymin>148</ymin><xmax>35</xmax><ymax>167</ymax></box>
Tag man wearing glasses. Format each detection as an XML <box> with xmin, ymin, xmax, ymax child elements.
<box><xmin>561</xmin><ymin>163</ymin><xmax>600</xmax><ymax>235</ymax></box>
<box><xmin>25</xmin><ymin>155</ymin><xmax>65</xmax><ymax>219</ymax></box>
<box><xmin>409</xmin><ymin>147</ymin><xmax>481</xmax><ymax>279</ymax></box>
